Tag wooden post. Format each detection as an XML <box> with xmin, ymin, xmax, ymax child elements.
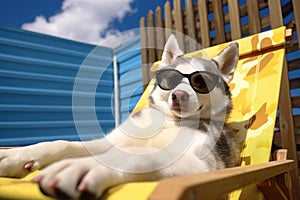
<box><xmin>155</xmin><ymin>6</ymin><xmax>164</xmax><ymax>60</ymax></box>
<box><xmin>268</xmin><ymin>0</ymin><xmax>283</xmax><ymax>28</ymax></box>
<box><xmin>246</xmin><ymin>0</ymin><xmax>261</xmax><ymax>34</ymax></box>
<box><xmin>174</xmin><ymin>0</ymin><xmax>185</xmax><ymax>51</ymax></box>
<box><xmin>213</xmin><ymin>0</ymin><xmax>226</xmax><ymax>44</ymax></box>
<box><xmin>164</xmin><ymin>1</ymin><xmax>173</xmax><ymax>40</ymax></box>
<box><xmin>139</xmin><ymin>17</ymin><xmax>150</xmax><ymax>89</ymax></box>
<box><xmin>185</xmin><ymin>0</ymin><xmax>197</xmax><ymax>52</ymax></box>
<box><xmin>147</xmin><ymin>10</ymin><xmax>156</xmax><ymax>66</ymax></box>
<box><xmin>197</xmin><ymin>0</ymin><xmax>210</xmax><ymax>48</ymax></box>
<box><xmin>228</xmin><ymin>0</ymin><xmax>242</xmax><ymax>40</ymax></box>
<box><xmin>292</xmin><ymin>0</ymin><xmax>300</xmax><ymax>49</ymax></box>
<box><xmin>174</xmin><ymin>0</ymin><xmax>184</xmax><ymax>34</ymax></box>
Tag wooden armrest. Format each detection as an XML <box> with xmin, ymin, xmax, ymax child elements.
<box><xmin>149</xmin><ymin>160</ymin><xmax>295</xmax><ymax>200</ymax></box>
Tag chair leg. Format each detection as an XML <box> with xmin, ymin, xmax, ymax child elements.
<box><xmin>257</xmin><ymin>175</ymin><xmax>290</xmax><ymax>200</ymax></box>
<box><xmin>257</xmin><ymin>149</ymin><xmax>291</xmax><ymax>200</ymax></box>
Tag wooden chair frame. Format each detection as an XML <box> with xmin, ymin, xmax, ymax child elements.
<box><xmin>141</xmin><ymin>28</ymin><xmax>299</xmax><ymax>200</ymax></box>
<box><xmin>149</xmin><ymin>158</ymin><xmax>295</xmax><ymax>200</ymax></box>
<box><xmin>140</xmin><ymin>0</ymin><xmax>300</xmax><ymax>198</ymax></box>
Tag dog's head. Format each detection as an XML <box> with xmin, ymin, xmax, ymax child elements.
<box><xmin>150</xmin><ymin>35</ymin><xmax>239</xmax><ymax>121</ymax></box>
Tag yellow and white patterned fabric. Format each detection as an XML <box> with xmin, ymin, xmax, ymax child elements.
<box><xmin>0</xmin><ymin>27</ymin><xmax>287</xmax><ymax>200</ymax></box>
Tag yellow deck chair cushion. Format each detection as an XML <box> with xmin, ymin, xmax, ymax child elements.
<box><xmin>0</xmin><ymin>26</ymin><xmax>287</xmax><ymax>200</ymax></box>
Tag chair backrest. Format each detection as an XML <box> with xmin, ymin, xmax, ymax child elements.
<box><xmin>140</xmin><ymin>3</ymin><xmax>300</xmax><ymax>188</ymax></box>
<box><xmin>133</xmin><ymin>26</ymin><xmax>287</xmax><ymax>199</ymax></box>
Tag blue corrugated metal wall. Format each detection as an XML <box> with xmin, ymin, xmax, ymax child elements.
<box><xmin>114</xmin><ymin>37</ymin><xmax>143</xmax><ymax>123</ymax></box>
<box><xmin>0</xmin><ymin>26</ymin><xmax>116</xmax><ymax>146</ymax></box>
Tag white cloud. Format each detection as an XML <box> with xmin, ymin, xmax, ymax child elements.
<box><xmin>99</xmin><ymin>29</ymin><xmax>137</xmax><ymax>48</ymax></box>
<box><xmin>21</xmin><ymin>0</ymin><xmax>137</xmax><ymax>48</ymax></box>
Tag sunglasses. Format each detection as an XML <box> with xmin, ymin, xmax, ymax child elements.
<box><xmin>156</xmin><ymin>68</ymin><xmax>220</xmax><ymax>94</ymax></box>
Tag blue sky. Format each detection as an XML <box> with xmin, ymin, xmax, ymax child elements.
<box><xmin>0</xmin><ymin>0</ymin><xmax>177</xmax><ymax>48</ymax></box>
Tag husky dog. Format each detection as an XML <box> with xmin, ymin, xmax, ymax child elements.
<box><xmin>0</xmin><ymin>35</ymin><xmax>240</xmax><ymax>199</ymax></box>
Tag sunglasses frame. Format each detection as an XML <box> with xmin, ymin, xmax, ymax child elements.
<box><xmin>156</xmin><ymin>68</ymin><xmax>220</xmax><ymax>94</ymax></box>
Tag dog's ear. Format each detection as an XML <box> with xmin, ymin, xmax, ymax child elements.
<box><xmin>161</xmin><ymin>34</ymin><xmax>184</xmax><ymax>66</ymax></box>
<box><xmin>212</xmin><ymin>42</ymin><xmax>239</xmax><ymax>83</ymax></box>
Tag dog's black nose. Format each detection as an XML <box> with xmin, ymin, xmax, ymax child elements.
<box><xmin>172</xmin><ymin>90</ymin><xmax>189</xmax><ymax>103</ymax></box>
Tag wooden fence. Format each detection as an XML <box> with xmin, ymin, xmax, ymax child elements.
<box><xmin>140</xmin><ymin>0</ymin><xmax>300</xmax><ymax>79</ymax></box>
<box><xmin>139</xmin><ymin>0</ymin><xmax>300</xmax><ymax>190</ymax></box>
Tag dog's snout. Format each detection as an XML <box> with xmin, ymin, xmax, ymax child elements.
<box><xmin>172</xmin><ymin>90</ymin><xmax>189</xmax><ymax>103</ymax></box>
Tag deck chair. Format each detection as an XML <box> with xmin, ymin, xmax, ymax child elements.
<box><xmin>0</xmin><ymin>26</ymin><xmax>297</xmax><ymax>200</ymax></box>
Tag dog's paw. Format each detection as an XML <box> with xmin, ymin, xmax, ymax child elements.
<box><xmin>32</xmin><ymin>157</ymin><xmax>120</xmax><ymax>199</ymax></box>
<box><xmin>0</xmin><ymin>141</ymin><xmax>75</xmax><ymax>178</ymax></box>
<box><xmin>0</xmin><ymin>148</ymin><xmax>42</xmax><ymax>178</ymax></box>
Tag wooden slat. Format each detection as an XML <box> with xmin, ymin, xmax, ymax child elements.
<box><xmin>185</xmin><ymin>0</ymin><xmax>196</xmax><ymax>39</ymax></box>
<box><xmin>292</xmin><ymin>0</ymin><xmax>300</xmax><ymax>49</ymax></box>
<box><xmin>274</xmin><ymin>131</ymin><xmax>300</xmax><ymax>145</ymax></box>
<box><xmin>149</xmin><ymin>160</ymin><xmax>295</xmax><ymax>200</ymax></box>
<box><xmin>174</xmin><ymin>0</ymin><xmax>183</xmax><ymax>33</ymax></box>
<box><xmin>228</xmin><ymin>1</ymin><xmax>268</xmax><ymax>23</ymax></box>
<box><xmin>288</xmin><ymin>58</ymin><xmax>300</xmax><ymax>71</ymax></box>
<box><xmin>273</xmin><ymin>131</ymin><xmax>281</xmax><ymax>145</ymax></box>
<box><xmin>207</xmin><ymin>0</ymin><xmax>227</xmax><ymax>13</ymax></box>
<box><xmin>268</xmin><ymin>0</ymin><xmax>283</xmax><ymax>28</ymax></box>
<box><xmin>139</xmin><ymin>17</ymin><xmax>149</xmax><ymax>88</ymax></box>
<box><xmin>155</xmin><ymin>6</ymin><xmax>164</xmax><ymax>60</ymax></box>
<box><xmin>209</xmin><ymin>14</ymin><xmax>271</xmax><ymax>46</ymax></box>
<box><xmin>295</xmin><ymin>115</ymin><xmax>300</xmax><ymax>127</ymax></box>
<box><xmin>206</xmin><ymin>1</ymin><xmax>268</xmax><ymax>31</ymax></box>
<box><xmin>213</xmin><ymin>0</ymin><xmax>226</xmax><ymax>44</ymax></box>
<box><xmin>298</xmin><ymin>152</ymin><xmax>300</xmax><ymax>168</ymax></box>
<box><xmin>290</xmin><ymin>77</ymin><xmax>300</xmax><ymax>89</ymax></box>
<box><xmin>147</xmin><ymin>10</ymin><xmax>156</xmax><ymax>65</ymax></box>
<box><xmin>279</xmin><ymin>59</ymin><xmax>300</xmax><ymax>200</ymax></box>
<box><xmin>174</xmin><ymin>0</ymin><xmax>185</xmax><ymax>51</ymax></box>
<box><xmin>275</xmin><ymin>116</ymin><xmax>300</xmax><ymax>129</ymax></box>
<box><xmin>282</xmin><ymin>1</ymin><xmax>293</xmax><ymax>19</ymax></box>
<box><xmin>164</xmin><ymin>1</ymin><xmax>173</xmax><ymax>40</ymax></box>
<box><xmin>185</xmin><ymin>0</ymin><xmax>197</xmax><ymax>52</ymax></box>
<box><xmin>197</xmin><ymin>0</ymin><xmax>210</xmax><ymax>48</ymax></box>
<box><xmin>292</xmin><ymin>96</ymin><xmax>300</xmax><ymax>108</ymax></box>
<box><xmin>286</xmin><ymin>41</ymin><xmax>300</xmax><ymax>53</ymax></box>
<box><xmin>246</xmin><ymin>0</ymin><xmax>261</xmax><ymax>34</ymax></box>
<box><xmin>228</xmin><ymin>0</ymin><xmax>242</xmax><ymax>40</ymax></box>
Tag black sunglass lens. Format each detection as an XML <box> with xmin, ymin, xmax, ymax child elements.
<box><xmin>157</xmin><ymin>70</ymin><xmax>183</xmax><ymax>90</ymax></box>
<box><xmin>190</xmin><ymin>72</ymin><xmax>218</xmax><ymax>93</ymax></box>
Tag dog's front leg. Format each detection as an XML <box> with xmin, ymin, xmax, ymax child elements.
<box><xmin>0</xmin><ymin>138</ymin><xmax>112</xmax><ymax>178</ymax></box>
<box><xmin>34</xmin><ymin>147</ymin><xmax>208</xmax><ymax>199</ymax></box>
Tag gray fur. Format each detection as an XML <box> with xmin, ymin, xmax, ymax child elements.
<box><xmin>149</xmin><ymin>48</ymin><xmax>240</xmax><ymax>170</ymax></box>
